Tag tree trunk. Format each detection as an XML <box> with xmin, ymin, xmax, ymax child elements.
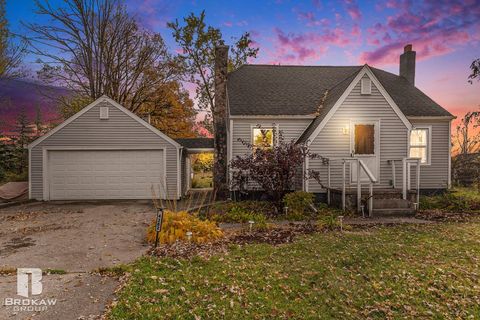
<box><xmin>213</xmin><ymin>45</ymin><xmax>229</xmax><ymax>199</ymax></box>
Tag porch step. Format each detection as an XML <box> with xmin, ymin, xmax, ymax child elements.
<box><xmin>371</xmin><ymin>199</ymin><xmax>416</xmax><ymax>217</ymax></box>
<box><xmin>372</xmin><ymin>198</ymin><xmax>412</xmax><ymax>209</ymax></box>
<box><xmin>372</xmin><ymin>208</ymin><xmax>416</xmax><ymax>216</ymax></box>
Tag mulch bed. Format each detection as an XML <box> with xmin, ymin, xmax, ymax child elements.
<box><xmin>150</xmin><ymin>223</ymin><xmax>318</xmax><ymax>259</ymax></box>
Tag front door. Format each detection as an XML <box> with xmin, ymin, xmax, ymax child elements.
<box><xmin>351</xmin><ymin>121</ymin><xmax>379</xmax><ymax>183</ymax></box>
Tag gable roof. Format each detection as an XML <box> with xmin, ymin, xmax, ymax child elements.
<box><xmin>369</xmin><ymin>67</ymin><xmax>452</xmax><ymax>117</ymax></box>
<box><xmin>227</xmin><ymin>64</ymin><xmax>453</xmax><ymax>118</ymax></box>
<box><xmin>228</xmin><ymin>65</ymin><xmax>362</xmax><ymax>116</ymax></box>
<box><xmin>175</xmin><ymin>138</ymin><xmax>214</xmax><ymax>149</ymax></box>
<box><xmin>296</xmin><ymin>68</ymin><xmax>363</xmax><ymax>143</ymax></box>
<box><xmin>28</xmin><ymin>96</ymin><xmax>181</xmax><ymax>149</ymax></box>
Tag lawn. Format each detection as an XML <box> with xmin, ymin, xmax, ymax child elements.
<box><xmin>108</xmin><ymin>220</ymin><xmax>480</xmax><ymax>319</ymax></box>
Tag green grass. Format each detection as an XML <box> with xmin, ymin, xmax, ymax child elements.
<box><xmin>108</xmin><ymin>221</ymin><xmax>480</xmax><ymax>319</ymax></box>
<box><xmin>191</xmin><ymin>171</ymin><xmax>213</xmax><ymax>189</ymax></box>
<box><xmin>420</xmin><ymin>187</ymin><xmax>480</xmax><ymax>212</ymax></box>
<box><xmin>44</xmin><ymin>268</ymin><xmax>67</xmax><ymax>275</ymax></box>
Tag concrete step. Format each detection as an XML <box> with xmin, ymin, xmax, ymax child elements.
<box><xmin>372</xmin><ymin>198</ymin><xmax>413</xmax><ymax>209</ymax></box>
<box><xmin>372</xmin><ymin>208</ymin><xmax>416</xmax><ymax>216</ymax></box>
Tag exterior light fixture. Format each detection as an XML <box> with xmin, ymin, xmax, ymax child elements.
<box><xmin>342</xmin><ymin>125</ymin><xmax>349</xmax><ymax>135</ymax></box>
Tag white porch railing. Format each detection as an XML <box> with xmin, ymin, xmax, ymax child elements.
<box><xmin>324</xmin><ymin>158</ymin><xmax>377</xmax><ymax>216</ymax></box>
<box><xmin>322</xmin><ymin>157</ymin><xmax>421</xmax><ymax>215</ymax></box>
<box><xmin>387</xmin><ymin>157</ymin><xmax>421</xmax><ymax>206</ymax></box>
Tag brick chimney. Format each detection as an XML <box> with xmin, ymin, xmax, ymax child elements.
<box><xmin>213</xmin><ymin>45</ymin><xmax>229</xmax><ymax>199</ymax></box>
<box><xmin>399</xmin><ymin>44</ymin><xmax>416</xmax><ymax>86</ymax></box>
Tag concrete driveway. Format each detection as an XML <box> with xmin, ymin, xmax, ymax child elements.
<box><xmin>0</xmin><ymin>201</ymin><xmax>156</xmax><ymax>319</ymax></box>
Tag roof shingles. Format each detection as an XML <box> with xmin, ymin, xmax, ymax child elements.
<box><xmin>227</xmin><ymin>64</ymin><xmax>452</xmax><ymax>118</ymax></box>
<box><xmin>227</xmin><ymin>64</ymin><xmax>453</xmax><ymax>143</ymax></box>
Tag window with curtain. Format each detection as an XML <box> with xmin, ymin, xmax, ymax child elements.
<box><xmin>409</xmin><ymin>128</ymin><xmax>429</xmax><ymax>164</ymax></box>
<box><xmin>354</xmin><ymin>124</ymin><xmax>375</xmax><ymax>155</ymax></box>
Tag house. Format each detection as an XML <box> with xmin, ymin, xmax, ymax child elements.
<box><xmin>220</xmin><ymin>44</ymin><xmax>454</xmax><ymax>210</ymax></box>
<box><xmin>28</xmin><ymin>44</ymin><xmax>454</xmax><ymax>210</ymax></box>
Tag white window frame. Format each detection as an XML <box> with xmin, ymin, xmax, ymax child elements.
<box><xmin>250</xmin><ymin>124</ymin><xmax>279</xmax><ymax>153</ymax></box>
<box><xmin>408</xmin><ymin>126</ymin><xmax>432</xmax><ymax>165</ymax></box>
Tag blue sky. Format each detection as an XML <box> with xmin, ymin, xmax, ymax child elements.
<box><xmin>6</xmin><ymin>0</ymin><xmax>480</xmax><ymax>121</ymax></box>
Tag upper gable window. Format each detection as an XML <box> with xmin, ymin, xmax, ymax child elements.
<box><xmin>99</xmin><ymin>106</ymin><xmax>109</xmax><ymax>119</ymax></box>
<box><xmin>361</xmin><ymin>78</ymin><xmax>372</xmax><ymax>95</ymax></box>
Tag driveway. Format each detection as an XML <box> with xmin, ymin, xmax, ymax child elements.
<box><xmin>0</xmin><ymin>201</ymin><xmax>155</xmax><ymax>319</ymax></box>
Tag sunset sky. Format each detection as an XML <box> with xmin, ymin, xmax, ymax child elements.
<box><xmin>6</xmin><ymin>0</ymin><xmax>480</xmax><ymax>125</ymax></box>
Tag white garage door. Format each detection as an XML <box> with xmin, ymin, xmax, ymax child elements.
<box><xmin>47</xmin><ymin>149</ymin><xmax>165</xmax><ymax>200</ymax></box>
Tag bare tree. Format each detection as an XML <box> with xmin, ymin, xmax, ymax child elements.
<box><xmin>454</xmin><ymin>111</ymin><xmax>480</xmax><ymax>155</ymax></box>
<box><xmin>469</xmin><ymin>58</ymin><xmax>480</xmax><ymax>84</ymax></box>
<box><xmin>168</xmin><ymin>11</ymin><xmax>258</xmax><ymax>115</ymax></box>
<box><xmin>0</xmin><ymin>0</ymin><xmax>26</xmax><ymax>79</ymax></box>
<box><xmin>24</xmin><ymin>0</ymin><xmax>180</xmax><ymax>112</ymax></box>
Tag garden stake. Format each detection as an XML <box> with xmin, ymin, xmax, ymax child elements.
<box><xmin>248</xmin><ymin>220</ymin><xmax>254</xmax><ymax>233</ymax></box>
<box><xmin>283</xmin><ymin>206</ymin><xmax>288</xmax><ymax>215</ymax></box>
<box><xmin>361</xmin><ymin>205</ymin><xmax>365</xmax><ymax>218</ymax></box>
<box><xmin>338</xmin><ymin>216</ymin><xmax>344</xmax><ymax>232</ymax></box>
<box><xmin>154</xmin><ymin>208</ymin><xmax>164</xmax><ymax>248</ymax></box>
<box><xmin>186</xmin><ymin>231</ymin><xmax>193</xmax><ymax>242</ymax></box>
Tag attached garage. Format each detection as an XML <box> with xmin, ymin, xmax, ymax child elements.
<box><xmin>29</xmin><ymin>96</ymin><xmax>181</xmax><ymax>201</ymax></box>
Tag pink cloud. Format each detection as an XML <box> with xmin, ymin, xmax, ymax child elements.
<box><xmin>297</xmin><ymin>11</ymin><xmax>330</xmax><ymax>27</ymax></box>
<box><xmin>360</xmin><ymin>30</ymin><xmax>470</xmax><ymax>65</ymax></box>
<box><xmin>360</xmin><ymin>0</ymin><xmax>480</xmax><ymax>66</ymax></box>
<box><xmin>269</xmin><ymin>27</ymin><xmax>352</xmax><ymax>64</ymax></box>
<box><xmin>343</xmin><ymin>0</ymin><xmax>362</xmax><ymax>21</ymax></box>
<box><xmin>223</xmin><ymin>21</ymin><xmax>233</xmax><ymax>27</ymax></box>
<box><xmin>351</xmin><ymin>24</ymin><xmax>361</xmax><ymax>37</ymax></box>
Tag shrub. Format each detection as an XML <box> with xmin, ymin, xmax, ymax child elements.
<box><xmin>230</xmin><ymin>127</ymin><xmax>321</xmax><ymax>210</ymax></box>
<box><xmin>146</xmin><ymin>211</ymin><xmax>223</xmax><ymax>245</ymax></box>
<box><xmin>420</xmin><ymin>188</ymin><xmax>480</xmax><ymax>212</ymax></box>
<box><xmin>212</xmin><ymin>205</ymin><xmax>267</xmax><ymax>228</ymax></box>
<box><xmin>203</xmin><ymin>200</ymin><xmax>276</xmax><ymax>218</ymax></box>
<box><xmin>317</xmin><ymin>214</ymin><xmax>341</xmax><ymax>231</ymax></box>
<box><xmin>283</xmin><ymin>191</ymin><xmax>315</xmax><ymax>220</ymax></box>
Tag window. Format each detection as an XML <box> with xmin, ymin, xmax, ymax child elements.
<box><xmin>409</xmin><ymin>128</ymin><xmax>430</xmax><ymax>164</ymax></box>
<box><xmin>252</xmin><ymin>128</ymin><xmax>274</xmax><ymax>152</ymax></box>
<box><xmin>354</xmin><ymin>124</ymin><xmax>375</xmax><ymax>155</ymax></box>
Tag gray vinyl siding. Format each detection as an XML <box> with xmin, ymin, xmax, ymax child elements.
<box><xmin>229</xmin><ymin>118</ymin><xmax>312</xmax><ymax>190</ymax></box>
<box><xmin>409</xmin><ymin>120</ymin><xmax>450</xmax><ymax>189</ymax></box>
<box><xmin>230</xmin><ymin>118</ymin><xmax>312</xmax><ymax>158</ymax></box>
<box><xmin>308</xmin><ymin>74</ymin><xmax>408</xmax><ymax>192</ymax></box>
<box><xmin>30</xmin><ymin>100</ymin><xmax>179</xmax><ymax>200</ymax></box>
